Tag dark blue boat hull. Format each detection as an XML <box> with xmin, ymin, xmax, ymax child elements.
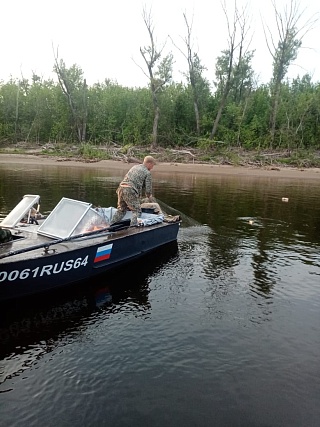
<box><xmin>0</xmin><ymin>222</ymin><xmax>179</xmax><ymax>301</ymax></box>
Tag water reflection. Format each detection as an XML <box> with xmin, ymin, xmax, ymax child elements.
<box><xmin>235</xmin><ymin>216</ymin><xmax>320</xmax><ymax>301</ymax></box>
<box><xmin>0</xmin><ymin>242</ymin><xmax>178</xmax><ymax>390</ymax></box>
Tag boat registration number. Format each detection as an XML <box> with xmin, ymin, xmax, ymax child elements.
<box><xmin>0</xmin><ymin>255</ymin><xmax>89</xmax><ymax>283</ymax></box>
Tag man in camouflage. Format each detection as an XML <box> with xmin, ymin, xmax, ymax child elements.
<box><xmin>110</xmin><ymin>156</ymin><xmax>156</xmax><ymax>226</ymax></box>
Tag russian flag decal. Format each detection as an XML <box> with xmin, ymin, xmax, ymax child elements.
<box><xmin>94</xmin><ymin>243</ymin><xmax>113</xmax><ymax>263</ymax></box>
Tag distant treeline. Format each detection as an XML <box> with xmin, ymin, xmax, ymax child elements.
<box><xmin>1</xmin><ymin>2</ymin><xmax>320</xmax><ymax>151</ymax></box>
<box><xmin>0</xmin><ymin>69</ymin><xmax>319</xmax><ymax>150</ymax></box>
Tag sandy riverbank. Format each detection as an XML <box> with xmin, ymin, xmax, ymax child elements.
<box><xmin>1</xmin><ymin>153</ymin><xmax>320</xmax><ymax>180</ymax></box>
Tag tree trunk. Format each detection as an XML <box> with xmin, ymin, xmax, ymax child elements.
<box><xmin>269</xmin><ymin>85</ymin><xmax>280</xmax><ymax>148</ymax></box>
<box><xmin>210</xmin><ymin>81</ymin><xmax>231</xmax><ymax>139</ymax></box>
<box><xmin>152</xmin><ymin>105</ymin><xmax>160</xmax><ymax>148</ymax></box>
<box><xmin>14</xmin><ymin>84</ymin><xmax>20</xmax><ymax>143</ymax></box>
<box><xmin>81</xmin><ymin>79</ymin><xmax>88</xmax><ymax>142</ymax></box>
<box><xmin>210</xmin><ymin>101</ymin><xmax>225</xmax><ymax>140</ymax></box>
<box><xmin>236</xmin><ymin>96</ymin><xmax>249</xmax><ymax>146</ymax></box>
<box><xmin>194</xmin><ymin>100</ymin><xmax>200</xmax><ymax>135</ymax></box>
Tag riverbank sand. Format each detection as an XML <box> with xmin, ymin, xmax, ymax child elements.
<box><xmin>1</xmin><ymin>153</ymin><xmax>320</xmax><ymax>180</ymax></box>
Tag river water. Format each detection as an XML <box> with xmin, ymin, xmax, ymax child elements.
<box><xmin>0</xmin><ymin>160</ymin><xmax>320</xmax><ymax>426</ymax></box>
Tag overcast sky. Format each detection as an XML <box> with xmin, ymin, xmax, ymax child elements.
<box><xmin>1</xmin><ymin>0</ymin><xmax>319</xmax><ymax>88</ymax></box>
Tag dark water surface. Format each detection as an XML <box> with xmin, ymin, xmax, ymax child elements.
<box><xmin>0</xmin><ymin>161</ymin><xmax>320</xmax><ymax>426</ymax></box>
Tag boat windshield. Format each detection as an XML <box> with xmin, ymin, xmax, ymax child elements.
<box><xmin>37</xmin><ymin>198</ymin><xmax>109</xmax><ymax>239</ymax></box>
<box><xmin>0</xmin><ymin>195</ymin><xmax>41</xmax><ymax>228</ymax></box>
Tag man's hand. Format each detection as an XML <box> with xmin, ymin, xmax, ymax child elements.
<box><xmin>147</xmin><ymin>195</ymin><xmax>156</xmax><ymax>203</ymax></box>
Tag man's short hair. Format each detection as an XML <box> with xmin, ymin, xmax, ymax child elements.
<box><xmin>144</xmin><ymin>156</ymin><xmax>156</xmax><ymax>165</ymax></box>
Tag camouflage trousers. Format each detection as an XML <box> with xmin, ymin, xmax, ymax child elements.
<box><xmin>110</xmin><ymin>186</ymin><xmax>141</xmax><ymax>226</ymax></box>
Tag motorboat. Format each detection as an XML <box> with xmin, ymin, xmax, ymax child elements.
<box><xmin>0</xmin><ymin>195</ymin><xmax>180</xmax><ymax>301</ymax></box>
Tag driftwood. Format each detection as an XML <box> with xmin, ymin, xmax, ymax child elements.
<box><xmin>110</xmin><ymin>152</ymin><xmax>141</xmax><ymax>164</ymax></box>
<box><xmin>123</xmin><ymin>156</ymin><xmax>141</xmax><ymax>163</ymax></box>
<box><xmin>169</xmin><ymin>149</ymin><xmax>195</xmax><ymax>158</ymax></box>
<box><xmin>259</xmin><ymin>153</ymin><xmax>285</xmax><ymax>157</ymax></box>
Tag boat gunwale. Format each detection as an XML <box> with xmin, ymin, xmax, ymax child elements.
<box><xmin>0</xmin><ymin>220</ymin><xmax>179</xmax><ymax>263</ymax></box>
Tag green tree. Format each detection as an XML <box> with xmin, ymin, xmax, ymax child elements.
<box><xmin>53</xmin><ymin>52</ymin><xmax>88</xmax><ymax>143</ymax></box>
<box><xmin>210</xmin><ymin>1</ymin><xmax>253</xmax><ymax>141</ymax></box>
<box><xmin>22</xmin><ymin>74</ymin><xmax>58</xmax><ymax>143</ymax></box>
<box><xmin>171</xmin><ymin>12</ymin><xmax>210</xmax><ymax>136</ymax></box>
<box><xmin>0</xmin><ymin>79</ymin><xmax>20</xmax><ymax>141</ymax></box>
<box><xmin>139</xmin><ymin>7</ymin><xmax>173</xmax><ymax>148</ymax></box>
<box><xmin>264</xmin><ymin>0</ymin><xmax>317</xmax><ymax>147</ymax></box>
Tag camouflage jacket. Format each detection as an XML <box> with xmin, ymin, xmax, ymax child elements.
<box><xmin>120</xmin><ymin>164</ymin><xmax>152</xmax><ymax>197</ymax></box>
